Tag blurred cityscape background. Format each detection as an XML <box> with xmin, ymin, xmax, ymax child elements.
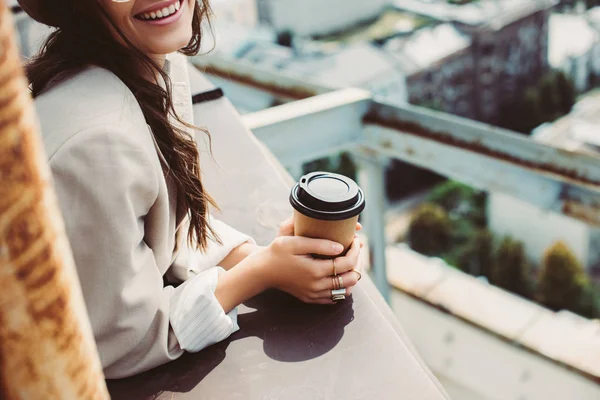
<box><xmin>9</xmin><ymin>0</ymin><xmax>600</xmax><ymax>398</ymax></box>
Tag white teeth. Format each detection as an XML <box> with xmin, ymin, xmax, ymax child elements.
<box><xmin>139</xmin><ymin>2</ymin><xmax>180</xmax><ymax>20</ymax></box>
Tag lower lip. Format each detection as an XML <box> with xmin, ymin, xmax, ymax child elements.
<box><xmin>136</xmin><ymin>0</ymin><xmax>184</xmax><ymax>26</ymax></box>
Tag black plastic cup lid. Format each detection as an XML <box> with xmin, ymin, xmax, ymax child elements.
<box><xmin>290</xmin><ymin>172</ymin><xmax>366</xmax><ymax>221</ymax></box>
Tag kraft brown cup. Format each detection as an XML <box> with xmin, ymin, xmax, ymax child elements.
<box><xmin>290</xmin><ymin>172</ymin><xmax>365</xmax><ymax>259</ymax></box>
<box><xmin>294</xmin><ymin>211</ymin><xmax>359</xmax><ymax>256</ymax></box>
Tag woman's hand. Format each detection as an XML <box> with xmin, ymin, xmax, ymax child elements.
<box><xmin>252</xmin><ymin>236</ymin><xmax>363</xmax><ymax>304</ymax></box>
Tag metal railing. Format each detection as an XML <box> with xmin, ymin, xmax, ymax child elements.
<box><xmin>193</xmin><ymin>56</ymin><xmax>600</xmax><ymax>302</ymax></box>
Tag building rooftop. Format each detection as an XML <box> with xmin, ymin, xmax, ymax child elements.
<box><xmin>313</xmin><ymin>8</ymin><xmax>435</xmax><ymax>45</ymax></box>
<box><xmin>548</xmin><ymin>13</ymin><xmax>599</xmax><ymax>70</ymax></box>
<box><xmin>393</xmin><ymin>0</ymin><xmax>558</xmax><ymax>30</ymax></box>
<box><xmin>387</xmin><ymin>244</ymin><xmax>600</xmax><ymax>381</ymax></box>
<box><xmin>385</xmin><ymin>22</ymin><xmax>471</xmax><ymax>76</ymax></box>
<box><xmin>533</xmin><ymin>90</ymin><xmax>600</xmax><ymax>155</ymax></box>
<box><xmin>281</xmin><ymin>44</ymin><xmax>404</xmax><ymax>89</ymax></box>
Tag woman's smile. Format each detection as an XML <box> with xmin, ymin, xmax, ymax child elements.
<box><xmin>134</xmin><ymin>0</ymin><xmax>185</xmax><ymax>26</ymax></box>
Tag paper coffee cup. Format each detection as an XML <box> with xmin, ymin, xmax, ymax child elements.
<box><xmin>290</xmin><ymin>172</ymin><xmax>366</xmax><ymax>257</ymax></box>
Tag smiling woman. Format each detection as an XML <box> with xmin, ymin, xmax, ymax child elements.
<box><xmin>16</xmin><ymin>0</ymin><xmax>363</xmax><ymax>380</ymax></box>
<box><xmin>101</xmin><ymin>0</ymin><xmax>195</xmax><ymax>56</ymax></box>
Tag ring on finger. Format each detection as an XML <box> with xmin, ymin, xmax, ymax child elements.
<box><xmin>332</xmin><ymin>294</ymin><xmax>346</xmax><ymax>302</ymax></box>
<box><xmin>331</xmin><ymin>288</ymin><xmax>346</xmax><ymax>297</ymax></box>
<box><xmin>337</xmin><ymin>275</ymin><xmax>344</xmax><ymax>289</ymax></box>
<box><xmin>332</xmin><ymin>276</ymin><xmax>339</xmax><ymax>290</ymax></box>
<box><xmin>332</xmin><ymin>258</ymin><xmax>337</xmax><ymax>276</ymax></box>
<box><xmin>353</xmin><ymin>269</ymin><xmax>362</xmax><ymax>282</ymax></box>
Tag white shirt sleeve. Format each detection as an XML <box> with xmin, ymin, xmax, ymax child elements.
<box><xmin>169</xmin><ymin>267</ymin><xmax>239</xmax><ymax>352</ymax></box>
<box><xmin>168</xmin><ymin>215</ymin><xmax>255</xmax><ymax>281</ymax></box>
<box><xmin>167</xmin><ymin>216</ymin><xmax>255</xmax><ymax>352</ymax></box>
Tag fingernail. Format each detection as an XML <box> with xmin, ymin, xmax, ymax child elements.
<box><xmin>333</xmin><ymin>243</ymin><xmax>344</xmax><ymax>253</ymax></box>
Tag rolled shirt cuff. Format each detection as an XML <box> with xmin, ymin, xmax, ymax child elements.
<box><xmin>171</xmin><ymin>216</ymin><xmax>255</xmax><ymax>282</ymax></box>
<box><xmin>169</xmin><ymin>267</ymin><xmax>239</xmax><ymax>352</ymax></box>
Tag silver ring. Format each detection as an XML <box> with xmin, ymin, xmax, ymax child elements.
<box><xmin>332</xmin><ymin>294</ymin><xmax>346</xmax><ymax>302</ymax></box>
<box><xmin>331</xmin><ymin>288</ymin><xmax>346</xmax><ymax>297</ymax></box>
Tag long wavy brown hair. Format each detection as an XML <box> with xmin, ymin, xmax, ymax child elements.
<box><xmin>25</xmin><ymin>0</ymin><xmax>221</xmax><ymax>251</ymax></box>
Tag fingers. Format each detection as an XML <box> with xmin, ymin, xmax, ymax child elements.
<box><xmin>275</xmin><ymin>235</ymin><xmax>344</xmax><ymax>257</ymax></box>
<box><xmin>314</xmin><ymin>238</ymin><xmax>362</xmax><ymax>276</ymax></box>
<box><xmin>277</xmin><ymin>216</ymin><xmax>295</xmax><ymax>237</ymax></box>
<box><xmin>314</xmin><ymin>269</ymin><xmax>361</xmax><ymax>292</ymax></box>
<box><xmin>310</xmin><ymin>285</ymin><xmax>355</xmax><ymax>302</ymax></box>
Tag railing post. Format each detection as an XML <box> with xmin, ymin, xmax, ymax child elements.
<box><xmin>353</xmin><ymin>150</ymin><xmax>390</xmax><ymax>302</ymax></box>
<box><xmin>0</xmin><ymin>5</ymin><xmax>109</xmax><ymax>399</ymax></box>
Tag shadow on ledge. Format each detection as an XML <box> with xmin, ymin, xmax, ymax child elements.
<box><xmin>106</xmin><ymin>289</ymin><xmax>354</xmax><ymax>399</ymax></box>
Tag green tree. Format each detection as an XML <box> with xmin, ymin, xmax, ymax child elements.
<box><xmin>539</xmin><ymin>73</ymin><xmax>560</xmax><ymax>122</ymax></box>
<box><xmin>427</xmin><ymin>180</ymin><xmax>487</xmax><ymax>228</ymax></box>
<box><xmin>408</xmin><ymin>203</ymin><xmax>452</xmax><ymax>256</ymax></box>
<box><xmin>555</xmin><ymin>71</ymin><xmax>576</xmax><ymax>115</ymax></box>
<box><xmin>519</xmin><ymin>88</ymin><xmax>544</xmax><ymax>134</ymax></box>
<box><xmin>336</xmin><ymin>152</ymin><xmax>357</xmax><ymax>183</ymax></box>
<box><xmin>586</xmin><ymin>0</ymin><xmax>600</xmax><ymax>9</ymax></box>
<box><xmin>427</xmin><ymin>181</ymin><xmax>473</xmax><ymax>211</ymax></box>
<box><xmin>536</xmin><ymin>241</ymin><xmax>594</xmax><ymax>317</ymax></box>
<box><xmin>490</xmin><ymin>237</ymin><xmax>533</xmax><ymax>298</ymax></box>
<box><xmin>466</xmin><ymin>229</ymin><xmax>495</xmax><ymax>278</ymax></box>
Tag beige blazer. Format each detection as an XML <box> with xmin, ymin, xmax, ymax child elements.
<box><xmin>34</xmin><ymin>54</ymin><xmax>252</xmax><ymax>378</ymax></box>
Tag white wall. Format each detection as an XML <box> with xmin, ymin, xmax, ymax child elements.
<box><xmin>263</xmin><ymin>0</ymin><xmax>388</xmax><ymax>36</ymax></box>
<box><xmin>391</xmin><ymin>291</ymin><xmax>600</xmax><ymax>400</ymax></box>
<box><xmin>488</xmin><ymin>192</ymin><xmax>590</xmax><ymax>268</ymax></box>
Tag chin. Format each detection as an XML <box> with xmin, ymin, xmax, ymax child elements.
<box><xmin>147</xmin><ymin>30</ymin><xmax>194</xmax><ymax>55</ymax></box>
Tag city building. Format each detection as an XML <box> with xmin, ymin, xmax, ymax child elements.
<box><xmin>281</xmin><ymin>43</ymin><xmax>408</xmax><ymax>106</ymax></box>
<box><xmin>256</xmin><ymin>0</ymin><xmax>388</xmax><ymax>37</ymax></box>
<box><xmin>202</xmin><ymin>33</ymin><xmax>408</xmax><ymax>110</ymax></box>
<box><xmin>393</xmin><ymin>0</ymin><xmax>558</xmax><ymax>124</ymax></box>
<box><xmin>488</xmin><ymin>91</ymin><xmax>600</xmax><ymax>272</ymax></box>
<box><xmin>385</xmin><ymin>23</ymin><xmax>475</xmax><ymax>118</ymax></box>
<box><xmin>548</xmin><ymin>12</ymin><xmax>600</xmax><ymax>92</ymax></box>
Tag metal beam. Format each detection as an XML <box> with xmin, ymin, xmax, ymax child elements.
<box><xmin>243</xmin><ymin>88</ymin><xmax>372</xmax><ymax>165</ymax></box>
<box><xmin>191</xmin><ymin>56</ymin><xmax>333</xmax><ymax>100</ymax></box>
<box><xmin>239</xmin><ymin>87</ymin><xmax>600</xmax><ymax>226</ymax></box>
<box><xmin>362</xmin><ymin>102</ymin><xmax>600</xmax><ymax>225</ymax></box>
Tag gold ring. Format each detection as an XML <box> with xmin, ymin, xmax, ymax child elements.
<box><xmin>354</xmin><ymin>269</ymin><xmax>362</xmax><ymax>282</ymax></box>
<box><xmin>332</xmin><ymin>258</ymin><xmax>337</xmax><ymax>276</ymax></box>
<box><xmin>332</xmin><ymin>276</ymin><xmax>338</xmax><ymax>290</ymax></box>
<box><xmin>337</xmin><ymin>275</ymin><xmax>344</xmax><ymax>289</ymax></box>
